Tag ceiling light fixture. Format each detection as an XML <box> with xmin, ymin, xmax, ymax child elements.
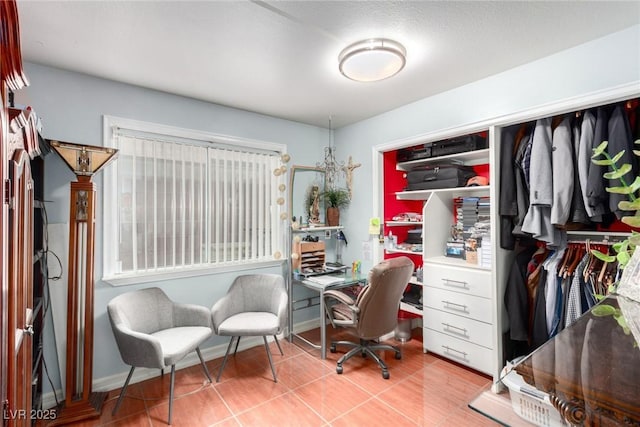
<box><xmin>338</xmin><ymin>38</ymin><xmax>406</xmax><ymax>82</ymax></box>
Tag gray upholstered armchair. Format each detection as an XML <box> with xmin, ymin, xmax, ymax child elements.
<box><xmin>107</xmin><ymin>287</ymin><xmax>213</xmax><ymax>425</ymax></box>
<box><xmin>324</xmin><ymin>256</ymin><xmax>414</xmax><ymax>379</ymax></box>
<box><xmin>211</xmin><ymin>274</ymin><xmax>287</xmax><ymax>382</ymax></box>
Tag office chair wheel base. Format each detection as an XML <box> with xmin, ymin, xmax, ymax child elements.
<box><xmin>330</xmin><ymin>344</ymin><xmax>337</xmax><ymax>353</ymax></box>
<box><xmin>394</xmin><ymin>352</ymin><xmax>402</xmax><ymax>360</ymax></box>
<box><xmin>382</xmin><ymin>370</ymin><xmax>390</xmax><ymax>380</ymax></box>
<box><xmin>336</xmin><ymin>365</ymin><xmax>343</xmax><ymax>374</ymax></box>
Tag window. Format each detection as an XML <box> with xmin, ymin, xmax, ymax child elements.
<box><xmin>102</xmin><ymin>117</ymin><xmax>287</xmax><ymax>283</ymax></box>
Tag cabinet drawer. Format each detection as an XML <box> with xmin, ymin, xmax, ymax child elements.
<box><xmin>299</xmin><ymin>241</ymin><xmax>325</xmax><ymax>253</ymax></box>
<box><xmin>423</xmin><ymin>328</ymin><xmax>493</xmax><ymax>375</ymax></box>
<box><xmin>423</xmin><ymin>308</ymin><xmax>493</xmax><ymax>349</ymax></box>
<box><xmin>423</xmin><ymin>286</ymin><xmax>491</xmax><ymax>323</ymax></box>
<box><xmin>423</xmin><ymin>262</ymin><xmax>491</xmax><ymax>298</ymax></box>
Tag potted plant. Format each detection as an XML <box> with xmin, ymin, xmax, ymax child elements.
<box><xmin>321</xmin><ymin>187</ymin><xmax>350</xmax><ymax>226</ymax></box>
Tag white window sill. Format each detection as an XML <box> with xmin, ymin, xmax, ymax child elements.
<box><xmin>102</xmin><ymin>260</ymin><xmax>285</xmax><ymax>286</ymax></box>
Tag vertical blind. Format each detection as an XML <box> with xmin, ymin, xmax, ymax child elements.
<box><xmin>105</xmin><ymin>132</ymin><xmax>285</xmax><ymax>278</ymax></box>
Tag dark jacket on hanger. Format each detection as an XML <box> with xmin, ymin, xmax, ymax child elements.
<box><xmin>505</xmin><ymin>245</ymin><xmax>538</xmax><ymax>342</ymax></box>
<box><xmin>607</xmin><ymin>104</ymin><xmax>637</xmax><ymax>218</ymax></box>
<box><xmin>531</xmin><ymin>267</ymin><xmax>549</xmax><ymax>350</ymax></box>
<box><xmin>586</xmin><ymin>107</ymin><xmax>610</xmax><ymax>219</ymax></box>
<box><xmin>569</xmin><ymin>116</ymin><xmax>589</xmax><ymax>224</ymax></box>
<box><xmin>500</xmin><ymin>124</ymin><xmax>519</xmax><ymax>250</ymax></box>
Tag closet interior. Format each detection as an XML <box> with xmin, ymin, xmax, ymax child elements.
<box><xmin>501</xmin><ymin>97</ymin><xmax>640</xmax><ymax>362</ymax></box>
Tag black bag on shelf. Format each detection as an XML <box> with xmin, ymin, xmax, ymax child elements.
<box><xmin>405</xmin><ymin>164</ymin><xmax>475</xmax><ymax>191</ymax></box>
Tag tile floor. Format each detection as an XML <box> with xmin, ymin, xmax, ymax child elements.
<box><xmin>56</xmin><ymin>327</ymin><xmax>500</xmax><ymax>426</ymax></box>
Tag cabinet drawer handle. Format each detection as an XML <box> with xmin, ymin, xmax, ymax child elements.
<box><xmin>442</xmin><ymin>300</ymin><xmax>468</xmax><ymax>312</ymax></box>
<box><xmin>442</xmin><ymin>322</ymin><xmax>468</xmax><ymax>337</ymax></box>
<box><xmin>441</xmin><ymin>278</ymin><xmax>469</xmax><ymax>289</ymax></box>
<box><xmin>442</xmin><ymin>345</ymin><xmax>468</xmax><ymax>360</ymax></box>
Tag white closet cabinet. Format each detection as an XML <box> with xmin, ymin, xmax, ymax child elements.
<box><xmin>392</xmin><ymin>129</ymin><xmax>506</xmax><ymax>381</ymax></box>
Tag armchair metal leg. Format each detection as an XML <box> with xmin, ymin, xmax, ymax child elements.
<box><xmin>263</xmin><ymin>336</ymin><xmax>278</xmax><ymax>382</ymax></box>
<box><xmin>273</xmin><ymin>335</ymin><xmax>284</xmax><ymax>355</ymax></box>
<box><xmin>233</xmin><ymin>336</ymin><xmax>241</xmax><ymax>355</ymax></box>
<box><xmin>112</xmin><ymin>366</ymin><xmax>135</xmax><ymax>415</ymax></box>
<box><xmin>168</xmin><ymin>365</ymin><xmax>176</xmax><ymax>425</ymax></box>
<box><xmin>217</xmin><ymin>337</ymin><xmax>236</xmax><ymax>382</ymax></box>
<box><xmin>196</xmin><ymin>347</ymin><xmax>212</xmax><ymax>383</ymax></box>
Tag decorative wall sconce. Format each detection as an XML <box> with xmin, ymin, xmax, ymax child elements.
<box><xmin>48</xmin><ymin>140</ymin><xmax>118</xmax><ymax>425</ymax></box>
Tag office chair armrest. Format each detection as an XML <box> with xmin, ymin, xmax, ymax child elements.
<box><xmin>173</xmin><ymin>303</ymin><xmax>212</xmax><ymax>328</ymax></box>
<box><xmin>323</xmin><ymin>289</ymin><xmax>356</xmax><ymax>306</ymax></box>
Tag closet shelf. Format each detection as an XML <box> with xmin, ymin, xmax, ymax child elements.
<box><xmin>385</xmin><ymin>248</ymin><xmax>422</xmax><ymax>255</ymax></box>
<box><xmin>400</xmin><ymin>302</ymin><xmax>422</xmax><ymax>316</ymax></box>
<box><xmin>566</xmin><ymin>230</ymin><xmax>631</xmax><ymax>239</ymax></box>
<box><xmin>396</xmin><ymin>148</ymin><xmax>490</xmax><ymax>171</ymax></box>
<box><xmin>385</xmin><ymin>221</ymin><xmax>423</xmax><ymax>226</ymax></box>
<box><xmin>396</xmin><ymin>185</ymin><xmax>490</xmax><ymax>200</ymax></box>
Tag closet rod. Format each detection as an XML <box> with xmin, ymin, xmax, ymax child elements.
<box><xmin>567</xmin><ymin>239</ymin><xmax>622</xmax><ymax>245</ymax></box>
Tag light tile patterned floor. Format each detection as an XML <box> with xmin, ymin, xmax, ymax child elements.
<box><xmin>54</xmin><ymin>328</ymin><xmax>499</xmax><ymax>426</ymax></box>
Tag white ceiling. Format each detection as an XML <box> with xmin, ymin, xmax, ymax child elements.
<box><xmin>16</xmin><ymin>1</ymin><xmax>640</xmax><ymax>129</ymax></box>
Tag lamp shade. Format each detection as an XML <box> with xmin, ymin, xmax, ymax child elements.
<box><xmin>50</xmin><ymin>140</ymin><xmax>118</xmax><ymax>176</ymax></box>
<box><xmin>339</xmin><ymin>38</ymin><xmax>406</xmax><ymax>82</ymax></box>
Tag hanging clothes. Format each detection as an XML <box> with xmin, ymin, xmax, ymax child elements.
<box><xmin>550</xmin><ymin>116</ymin><xmax>574</xmax><ymax>226</ymax></box>
<box><xmin>577</xmin><ymin>109</ymin><xmax>602</xmax><ymax>222</ymax></box>
<box><xmin>522</xmin><ymin>118</ymin><xmax>564</xmax><ymax>246</ymax></box>
<box><xmin>569</xmin><ymin>115</ymin><xmax>589</xmax><ymax>224</ymax></box>
<box><xmin>499</xmin><ymin>124</ymin><xmax>520</xmax><ymax>250</ymax></box>
<box><xmin>607</xmin><ymin>104</ymin><xmax>637</xmax><ymax>218</ymax></box>
<box><xmin>586</xmin><ymin>107</ymin><xmax>611</xmax><ymax>222</ymax></box>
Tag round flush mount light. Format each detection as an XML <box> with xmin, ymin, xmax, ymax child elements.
<box><xmin>338</xmin><ymin>38</ymin><xmax>406</xmax><ymax>82</ymax></box>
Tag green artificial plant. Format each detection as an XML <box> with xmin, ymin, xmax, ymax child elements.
<box><xmin>321</xmin><ymin>187</ymin><xmax>351</xmax><ymax>209</ymax></box>
<box><xmin>590</xmin><ymin>138</ymin><xmax>640</xmax><ymax>344</ymax></box>
<box><xmin>590</xmin><ymin>139</ymin><xmax>640</xmax><ymax>270</ymax></box>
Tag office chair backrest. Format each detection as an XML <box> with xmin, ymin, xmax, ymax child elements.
<box><xmin>357</xmin><ymin>256</ymin><xmax>414</xmax><ymax>340</ymax></box>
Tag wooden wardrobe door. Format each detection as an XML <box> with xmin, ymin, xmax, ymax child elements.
<box><xmin>1</xmin><ymin>1</ymin><xmax>29</xmax><ymax>423</ymax></box>
<box><xmin>6</xmin><ymin>149</ymin><xmax>33</xmax><ymax>427</ymax></box>
<box><xmin>1</xmin><ymin>83</ymin><xmax>8</xmax><ymax>427</ymax></box>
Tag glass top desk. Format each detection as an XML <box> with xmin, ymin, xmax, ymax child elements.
<box><xmin>291</xmin><ymin>271</ymin><xmax>367</xmax><ymax>359</ymax></box>
<box><xmin>470</xmin><ymin>294</ymin><xmax>640</xmax><ymax>426</ymax></box>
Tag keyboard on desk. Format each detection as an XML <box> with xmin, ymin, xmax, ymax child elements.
<box><xmin>305</xmin><ymin>275</ymin><xmax>346</xmax><ymax>286</ymax></box>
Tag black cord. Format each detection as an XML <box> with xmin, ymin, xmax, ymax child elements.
<box><xmin>39</xmin><ymin>199</ymin><xmax>62</xmax><ymax>407</ymax></box>
<box><xmin>41</xmin><ymin>200</ymin><xmax>63</xmax><ymax>280</ymax></box>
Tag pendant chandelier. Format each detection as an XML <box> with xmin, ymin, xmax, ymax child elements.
<box><xmin>317</xmin><ymin>116</ymin><xmax>344</xmax><ymax>189</ymax></box>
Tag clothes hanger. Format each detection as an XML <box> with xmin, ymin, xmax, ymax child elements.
<box><xmin>565</xmin><ymin>244</ymin><xmax>585</xmax><ymax>278</ymax></box>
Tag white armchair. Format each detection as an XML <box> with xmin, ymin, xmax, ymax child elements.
<box><xmin>107</xmin><ymin>287</ymin><xmax>213</xmax><ymax>425</ymax></box>
<box><xmin>211</xmin><ymin>274</ymin><xmax>287</xmax><ymax>382</ymax></box>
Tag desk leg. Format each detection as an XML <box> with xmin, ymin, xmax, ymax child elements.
<box><xmin>319</xmin><ymin>289</ymin><xmax>326</xmax><ymax>360</ymax></box>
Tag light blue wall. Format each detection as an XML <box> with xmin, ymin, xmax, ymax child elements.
<box><xmin>16</xmin><ymin>23</ymin><xmax>640</xmax><ymax>389</ymax></box>
<box><xmin>16</xmin><ymin>63</ymin><xmax>331</xmax><ymax>388</ymax></box>
<box><xmin>335</xmin><ymin>25</ymin><xmax>640</xmax><ymax>272</ymax></box>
